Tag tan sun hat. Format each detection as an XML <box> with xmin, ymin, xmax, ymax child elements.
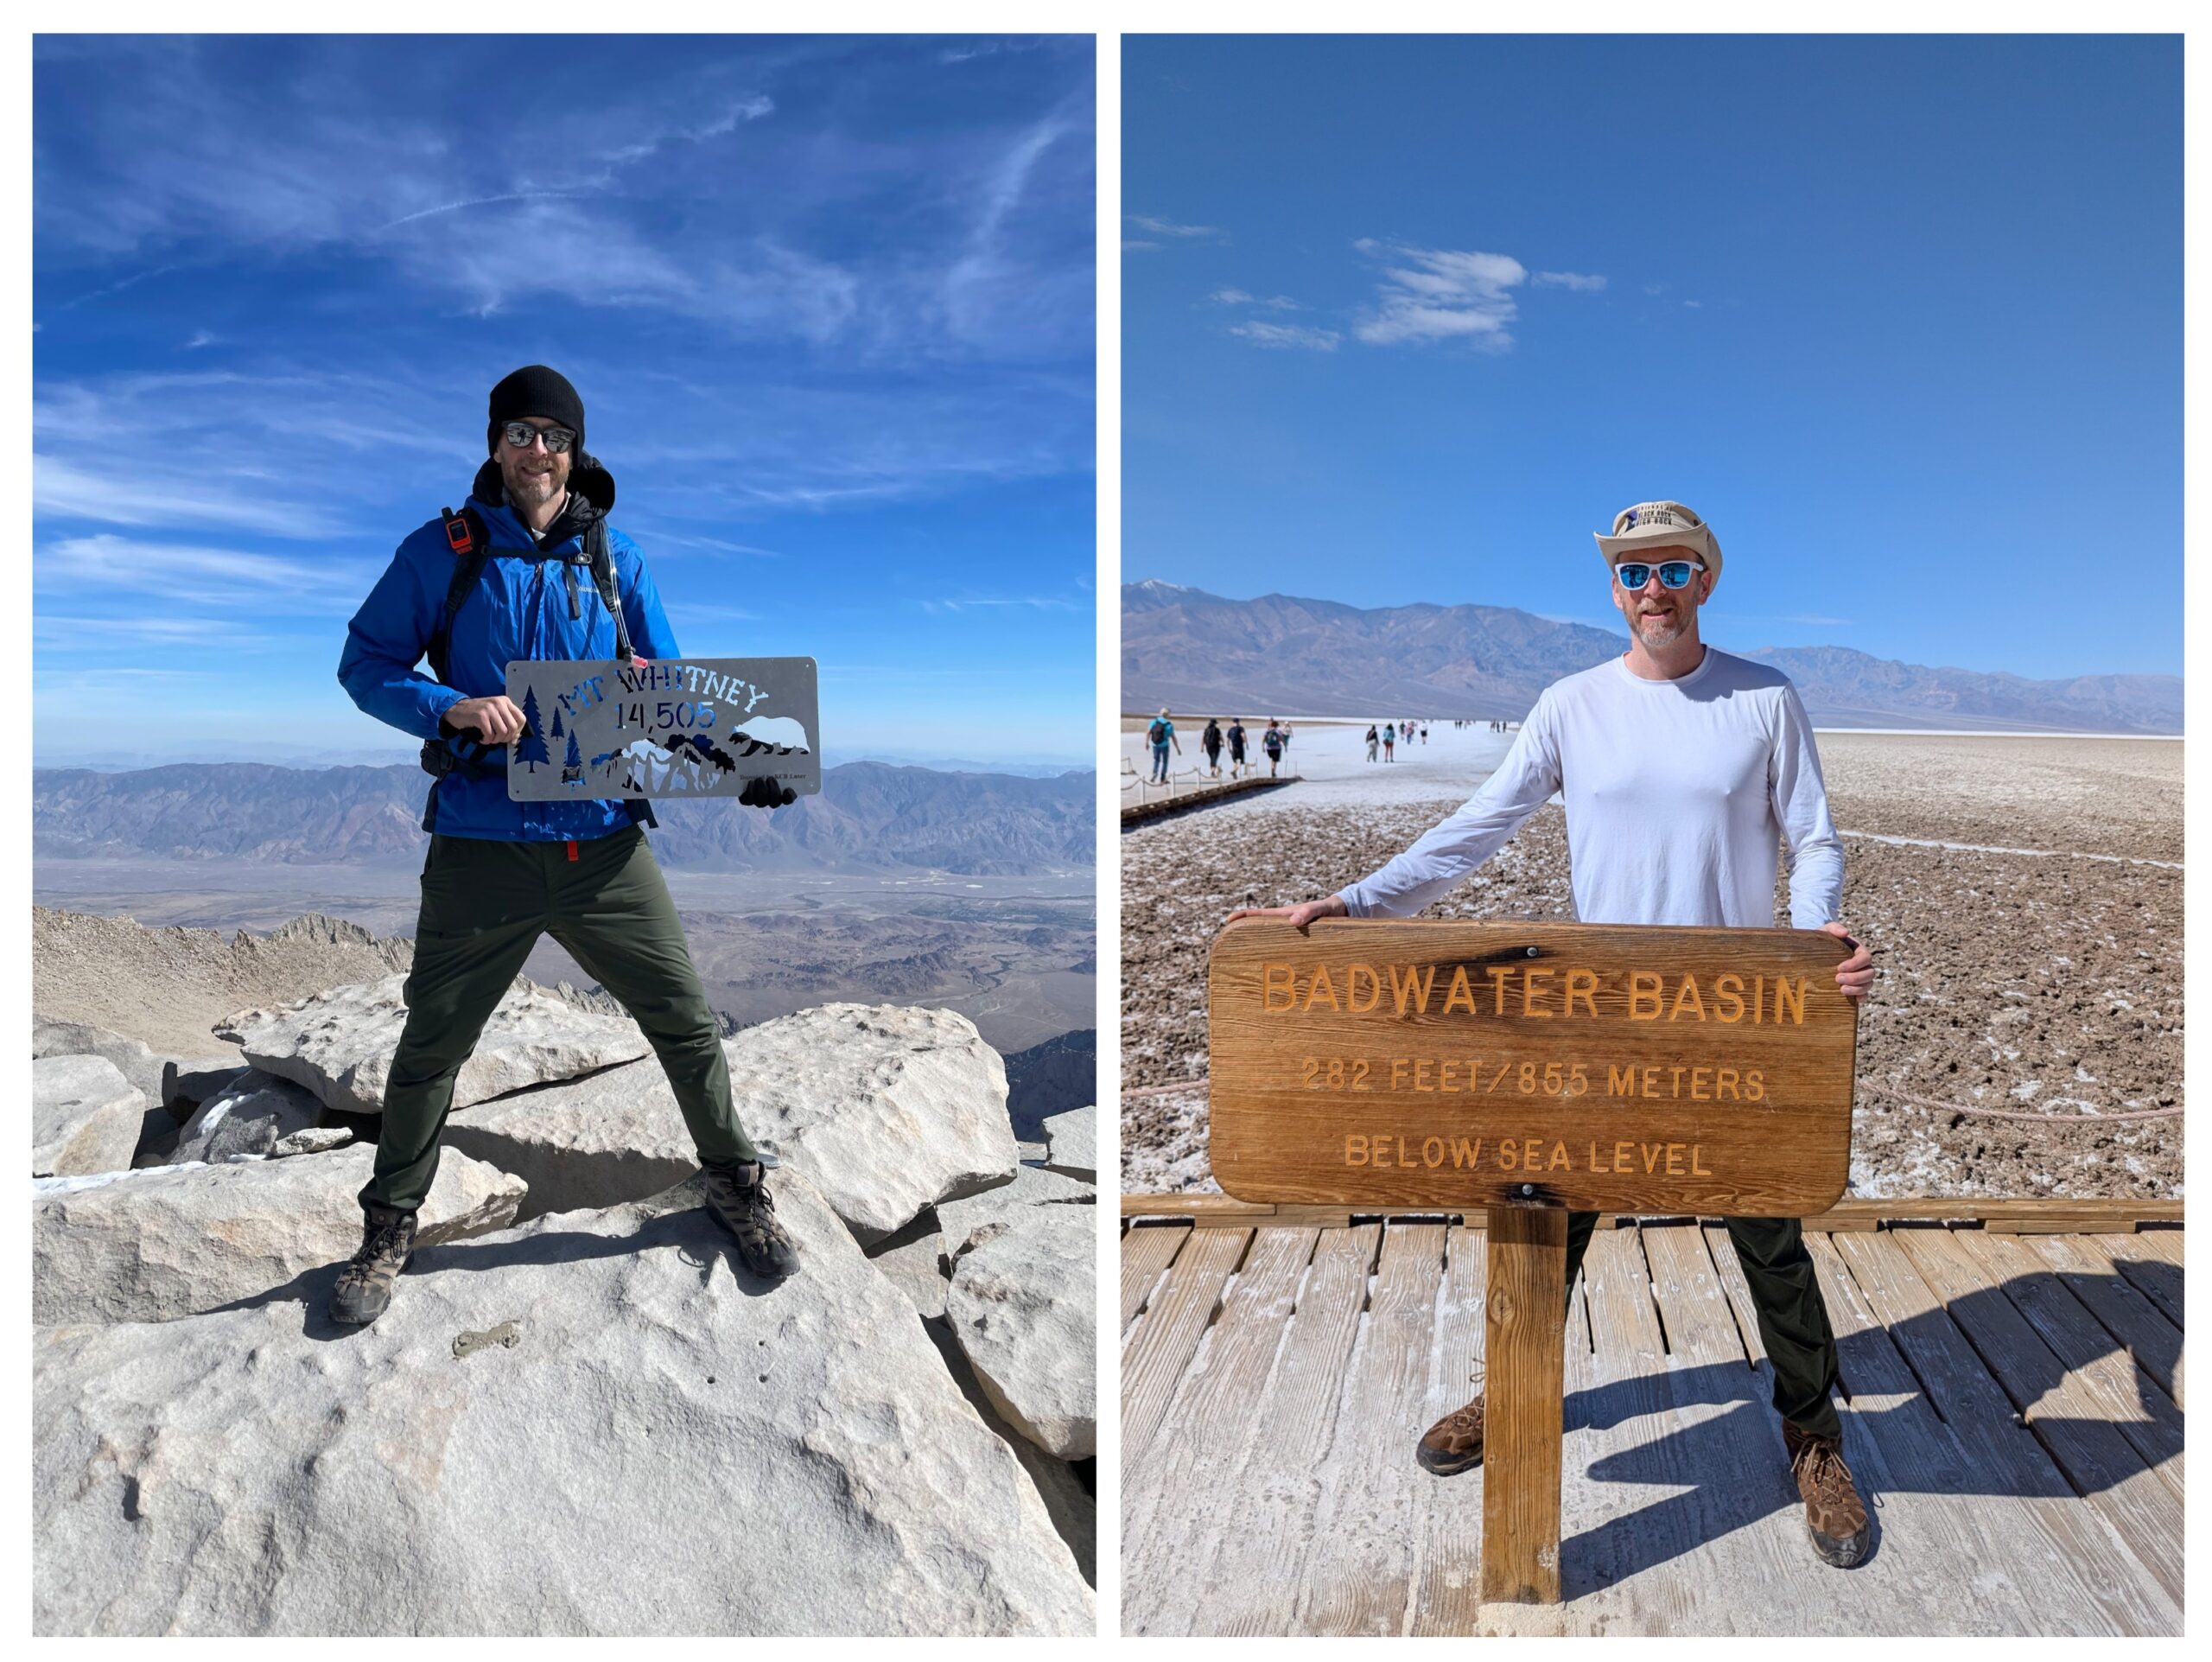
<box><xmin>1593</xmin><ymin>500</ymin><xmax>1722</xmax><ymax>576</ymax></box>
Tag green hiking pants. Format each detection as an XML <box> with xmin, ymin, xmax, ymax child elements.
<box><xmin>1565</xmin><ymin>1210</ymin><xmax>1844</xmax><ymax>1441</ymax></box>
<box><xmin>360</xmin><ymin>826</ymin><xmax>759</xmax><ymax>1213</ymax></box>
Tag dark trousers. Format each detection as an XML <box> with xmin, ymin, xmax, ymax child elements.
<box><xmin>360</xmin><ymin>827</ymin><xmax>759</xmax><ymax>1213</ymax></box>
<box><xmin>1565</xmin><ymin>1212</ymin><xmax>1844</xmax><ymax>1441</ymax></box>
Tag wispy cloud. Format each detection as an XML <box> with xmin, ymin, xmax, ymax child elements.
<box><xmin>1230</xmin><ymin>321</ymin><xmax>1341</xmax><ymax>351</ymax></box>
<box><xmin>34</xmin><ymin>454</ymin><xmax>321</xmax><ymax>537</ymax></box>
<box><xmin>1122</xmin><ymin>239</ymin><xmax>1162</xmax><ymax>252</ymax></box>
<box><xmin>1353</xmin><ymin>239</ymin><xmax>1526</xmax><ymax>349</ymax></box>
<box><xmin>1210</xmin><ymin>288</ymin><xmax>1303</xmax><ymax>310</ymax></box>
<box><xmin>36</xmin><ymin>533</ymin><xmax>378</xmax><ymax>606</ymax></box>
<box><xmin>919</xmin><ymin>594</ymin><xmax>1082</xmax><ymax>614</ymax></box>
<box><xmin>1128</xmin><ymin>213</ymin><xmax>1224</xmax><ymax>241</ymax></box>
<box><xmin>598</xmin><ymin>96</ymin><xmax>774</xmax><ymax>165</ymax></box>
<box><xmin>35</xmin><ymin>613</ymin><xmax>276</xmax><ymax>646</ymax></box>
<box><xmin>1532</xmin><ymin>270</ymin><xmax>1606</xmax><ymax>292</ymax></box>
<box><xmin>182</xmin><ymin>329</ymin><xmax>217</xmax><ymax>350</ymax></box>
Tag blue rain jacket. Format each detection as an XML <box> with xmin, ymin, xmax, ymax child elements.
<box><xmin>338</xmin><ymin>457</ymin><xmax>681</xmax><ymax>842</ymax></box>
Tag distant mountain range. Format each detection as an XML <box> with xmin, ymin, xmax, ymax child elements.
<box><xmin>33</xmin><ymin>761</ymin><xmax>1096</xmax><ymax>875</ymax></box>
<box><xmin>1123</xmin><ymin>581</ymin><xmax>2182</xmax><ymax>735</ymax></box>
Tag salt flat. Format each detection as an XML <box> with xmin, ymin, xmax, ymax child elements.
<box><xmin>1121</xmin><ymin>723</ymin><xmax>2182</xmax><ymax>1201</ymax></box>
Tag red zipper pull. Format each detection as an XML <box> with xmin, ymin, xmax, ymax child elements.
<box><xmin>566</xmin><ymin>839</ymin><xmax>579</xmax><ymax>862</ymax></box>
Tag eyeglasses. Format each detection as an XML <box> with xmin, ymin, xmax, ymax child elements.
<box><xmin>1614</xmin><ymin>559</ymin><xmax>1706</xmax><ymax>590</ymax></box>
<box><xmin>501</xmin><ymin>420</ymin><xmax>577</xmax><ymax>454</ymax></box>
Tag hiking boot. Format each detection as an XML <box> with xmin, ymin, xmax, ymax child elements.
<box><xmin>329</xmin><ymin>1202</ymin><xmax>417</xmax><ymax>1327</ymax></box>
<box><xmin>1416</xmin><ymin>1389</ymin><xmax>1485</xmax><ymax>1475</ymax></box>
<box><xmin>702</xmin><ymin>1160</ymin><xmax>800</xmax><ymax>1279</ymax></box>
<box><xmin>1785</xmin><ymin>1422</ymin><xmax>1872</xmax><ymax>1567</ymax></box>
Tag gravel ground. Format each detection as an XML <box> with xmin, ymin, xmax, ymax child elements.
<box><xmin>1121</xmin><ymin>731</ymin><xmax>2183</xmax><ymax>1200</ymax></box>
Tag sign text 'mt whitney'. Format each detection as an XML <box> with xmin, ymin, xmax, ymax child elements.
<box><xmin>1261</xmin><ymin>961</ymin><xmax>1815</xmax><ymax>1026</ymax></box>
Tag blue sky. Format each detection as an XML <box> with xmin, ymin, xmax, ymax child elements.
<box><xmin>34</xmin><ymin>35</ymin><xmax>1095</xmax><ymax>768</ymax></box>
<box><xmin>1124</xmin><ymin>35</ymin><xmax>2182</xmax><ymax>681</ymax></box>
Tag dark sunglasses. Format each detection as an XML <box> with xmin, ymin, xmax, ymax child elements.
<box><xmin>1615</xmin><ymin>559</ymin><xmax>1706</xmax><ymax>590</ymax></box>
<box><xmin>501</xmin><ymin>420</ymin><xmax>577</xmax><ymax>454</ymax></box>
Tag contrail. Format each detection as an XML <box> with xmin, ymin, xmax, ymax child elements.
<box><xmin>372</xmin><ymin>192</ymin><xmax>587</xmax><ymax>233</ymax></box>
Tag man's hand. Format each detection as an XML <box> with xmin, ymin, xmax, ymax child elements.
<box><xmin>739</xmin><ymin>777</ymin><xmax>797</xmax><ymax>810</ymax></box>
<box><xmin>1821</xmin><ymin>920</ymin><xmax>1874</xmax><ymax>1001</ymax></box>
<box><xmin>443</xmin><ymin>695</ymin><xmax>527</xmax><ymax>745</ymax></box>
<box><xmin>1226</xmin><ymin>895</ymin><xmax>1349</xmax><ymax>931</ymax></box>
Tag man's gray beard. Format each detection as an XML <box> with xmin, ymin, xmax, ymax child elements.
<box><xmin>1636</xmin><ymin>614</ymin><xmax>1685</xmax><ymax>647</ymax></box>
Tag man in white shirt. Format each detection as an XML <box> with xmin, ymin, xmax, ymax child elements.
<box><xmin>1230</xmin><ymin>500</ymin><xmax>1878</xmax><ymax>1568</ymax></box>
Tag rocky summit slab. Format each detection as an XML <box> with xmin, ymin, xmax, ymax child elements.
<box><xmin>448</xmin><ymin>1002</ymin><xmax>1019</xmax><ymax>1244</ymax></box>
<box><xmin>33</xmin><ymin>1172</ymin><xmax>1094</xmax><ymax>1636</ymax></box>
<box><xmin>33</xmin><ymin>1143</ymin><xmax>524</xmax><ymax>1326</ymax></box>
<box><xmin>217</xmin><ymin>973</ymin><xmax>652</xmax><ymax>1116</ymax></box>
<box><xmin>33</xmin><ymin>1055</ymin><xmax>146</xmax><ymax>1178</ymax></box>
<box><xmin>948</xmin><ymin>1204</ymin><xmax>1096</xmax><ymax>1461</ymax></box>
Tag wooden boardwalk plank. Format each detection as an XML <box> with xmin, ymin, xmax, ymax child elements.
<box><xmin>2086</xmin><ymin>1233</ymin><xmax>2185</xmax><ymax>1330</ymax></box>
<box><xmin>1122</xmin><ymin>1221</ymin><xmax>1191</xmax><ymax>1334</ymax></box>
<box><xmin>1122</xmin><ymin>1227</ymin><xmax>1318</xmax><ymax>1620</ymax></box>
<box><xmin>1121</xmin><ymin>1222</ymin><xmax>2182</xmax><ymax>1635</ymax></box>
<box><xmin>1122</xmin><ymin>1226</ymin><xmax>1252</xmax><ymax>1465</ymax></box>
<box><xmin>1186</xmin><ymin>1224</ymin><xmax>1379</xmax><ymax>1637</ymax></box>
<box><xmin>1634</xmin><ymin>1224</ymin><xmax>1811</xmax><ymax>1626</ymax></box>
<box><xmin>1297</xmin><ymin>1222</ymin><xmax>1447</xmax><ymax>1634</ymax></box>
<box><xmin>1827</xmin><ymin>1230</ymin><xmax>2180</xmax><ymax>1627</ymax></box>
<box><xmin>1408</xmin><ymin>1224</ymin><xmax>1488</xmax><ymax>1635</ymax></box>
<box><xmin>2025</xmin><ymin>1232</ymin><xmax>2183</xmax><ymax>1406</ymax></box>
<box><xmin>1804</xmin><ymin>1232</ymin><xmax>2174</xmax><ymax>1634</ymax></box>
<box><xmin>1954</xmin><ymin>1228</ymin><xmax>2183</xmax><ymax>1493</ymax></box>
<box><xmin>1888</xmin><ymin>1227</ymin><xmax>2183</xmax><ymax>1602</ymax></box>
<box><xmin>1558</xmin><ymin>1225</ymin><xmax>1711</xmax><ymax>1632</ymax></box>
<box><xmin>1703</xmin><ymin>1222</ymin><xmax>1768</xmax><ymax>1366</ymax></box>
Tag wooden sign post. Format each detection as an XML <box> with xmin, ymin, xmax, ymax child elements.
<box><xmin>1208</xmin><ymin>919</ymin><xmax>1859</xmax><ymax>1604</ymax></box>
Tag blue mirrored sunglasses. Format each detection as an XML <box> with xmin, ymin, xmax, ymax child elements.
<box><xmin>1614</xmin><ymin>559</ymin><xmax>1706</xmax><ymax>590</ymax></box>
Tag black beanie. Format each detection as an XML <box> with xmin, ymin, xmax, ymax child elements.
<box><xmin>487</xmin><ymin>365</ymin><xmax>586</xmax><ymax>455</ymax></box>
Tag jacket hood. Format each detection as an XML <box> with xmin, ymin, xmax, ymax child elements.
<box><xmin>470</xmin><ymin>449</ymin><xmax>617</xmax><ymax>530</ymax></box>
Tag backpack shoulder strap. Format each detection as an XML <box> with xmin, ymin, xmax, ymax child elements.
<box><xmin>588</xmin><ymin>519</ymin><xmax>634</xmax><ymax>665</ymax></box>
<box><xmin>427</xmin><ymin>506</ymin><xmax>492</xmax><ymax>684</ymax></box>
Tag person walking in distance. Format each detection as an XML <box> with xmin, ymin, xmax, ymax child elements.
<box><xmin>1279</xmin><ymin>721</ymin><xmax>1294</xmax><ymax>770</ymax></box>
<box><xmin>1147</xmin><ymin>708</ymin><xmax>1179</xmax><ymax>783</ymax></box>
<box><xmin>1228</xmin><ymin>500</ymin><xmax>1878</xmax><ymax>1570</ymax></box>
<box><xmin>1202</xmin><ymin>716</ymin><xmax>1225</xmax><ymax>778</ymax></box>
<box><xmin>1382</xmin><ymin>722</ymin><xmax>1395</xmax><ymax>761</ymax></box>
<box><xmin>1262</xmin><ymin>719</ymin><xmax>1284</xmax><ymax>777</ymax></box>
<box><xmin>330</xmin><ymin>366</ymin><xmax>803</xmax><ymax>1326</ymax></box>
<box><xmin>1365</xmin><ymin>723</ymin><xmax>1380</xmax><ymax>763</ymax></box>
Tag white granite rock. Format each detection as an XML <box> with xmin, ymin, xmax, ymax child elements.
<box><xmin>32</xmin><ymin>1174</ymin><xmax>1093</xmax><ymax>1635</ymax></box>
<box><xmin>448</xmin><ymin>1003</ymin><xmax>1017</xmax><ymax>1244</ymax></box>
<box><xmin>947</xmin><ymin>1205</ymin><xmax>1096</xmax><ymax>1460</ymax></box>
<box><xmin>33</xmin><ymin>1056</ymin><xmax>147</xmax><ymax>1178</ymax></box>
<box><xmin>867</xmin><ymin>1207</ymin><xmax>950</xmax><ymax>1321</ymax></box>
<box><xmin>1040</xmin><ymin>1105</ymin><xmax>1096</xmax><ymax>1183</ymax></box>
<box><xmin>725</xmin><ymin>1004</ymin><xmax>1020</xmax><ymax>1243</ymax></box>
<box><xmin>32</xmin><ymin>1143</ymin><xmax>525</xmax><ymax>1326</ymax></box>
<box><xmin>32</xmin><ymin>1019</ymin><xmax>169</xmax><ymax>1107</ymax></box>
<box><xmin>172</xmin><ymin>1071</ymin><xmax>322</xmax><ymax>1164</ymax></box>
<box><xmin>939</xmin><ymin>1163</ymin><xmax>1096</xmax><ymax>1255</ymax></box>
<box><xmin>216</xmin><ymin>973</ymin><xmax>651</xmax><ymax>1116</ymax></box>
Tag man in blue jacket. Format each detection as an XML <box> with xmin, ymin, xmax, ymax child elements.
<box><xmin>331</xmin><ymin>365</ymin><xmax>798</xmax><ymax>1325</ymax></box>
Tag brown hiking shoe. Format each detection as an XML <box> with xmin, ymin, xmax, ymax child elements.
<box><xmin>1416</xmin><ymin>1390</ymin><xmax>1485</xmax><ymax>1475</ymax></box>
<box><xmin>329</xmin><ymin>1202</ymin><xmax>416</xmax><ymax>1328</ymax></box>
<box><xmin>702</xmin><ymin>1160</ymin><xmax>800</xmax><ymax>1279</ymax></box>
<box><xmin>1785</xmin><ymin>1423</ymin><xmax>1872</xmax><ymax>1567</ymax></box>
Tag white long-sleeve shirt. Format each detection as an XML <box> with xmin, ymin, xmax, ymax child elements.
<box><xmin>1338</xmin><ymin>648</ymin><xmax>1845</xmax><ymax>929</ymax></box>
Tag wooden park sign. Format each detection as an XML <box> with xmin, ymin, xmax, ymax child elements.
<box><xmin>1208</xmin><ymin>918</ymin><xmax>1859</xmax><ymax>1604</ymax></box>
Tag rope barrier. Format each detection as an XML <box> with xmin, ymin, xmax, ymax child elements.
<box><xmin>1859</xmin><ymin>1081</ymin><xmax>2183</xmax><ymax>1124</ymax></box>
